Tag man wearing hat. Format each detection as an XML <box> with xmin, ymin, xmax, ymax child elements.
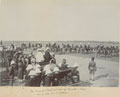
<box><xmin>44</xmin><ymin>47</ymin><xmax>52</xmax><ymax>64</ymax></box>
<box><xmin>88</xmin><ymin>57</ymin><xmax>97</xmax><ymax>81</ymax></box>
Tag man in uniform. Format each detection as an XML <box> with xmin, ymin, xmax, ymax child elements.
<box><xmin>88</xmin><ymin>57</ymin><xmax>97</xmax><ymax>81</ymax></box>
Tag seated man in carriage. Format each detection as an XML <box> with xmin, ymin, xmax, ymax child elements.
<box><xmin>58</xmin><ymin>59</ymin><xmax>69</xmax><ymax>70</ymax></box>
<box><xmin>42</xmin><ymin>58</ymin><xmax>79</xmax><ymax>86</ymax></box>
<box><xmin>25</xmin><ymin>57</ymin><xmax>42</xmax><ymax>86</ymax></box>
<box><xmin>43</xmin><ymin>59</ymin><xmax>59</xmax><ymax>86</ymax></box>
<box><xmin>58</xmin><ymin>59</ymin><xmax>80</xmax><ymax>84</ymax></box>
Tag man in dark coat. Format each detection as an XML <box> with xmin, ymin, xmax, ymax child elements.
<box><xmin>44</xmin><ymin>47</ymin><xmax>52</xmax><ymax>63</ymax></box>
<box><xmin>8</xmin><ymin>60</ymin><xmax>16</xmax><ymax>86</ymax></box>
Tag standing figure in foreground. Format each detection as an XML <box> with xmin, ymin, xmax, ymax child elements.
<box><xmin>8</xmin><ymin>60</ymin><xmax>16</xmax><ymax>86</ymax></box>
<box><xmin>88</xmin><ymin>57</ymin><xmax>97</xmax><ymax>81</ymax></box>
<box><xmin>17</xmin><ymin>56</ymin><xmax>24</xmax><ymax>82</ymax></box>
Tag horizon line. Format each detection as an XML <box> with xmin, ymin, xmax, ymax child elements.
<box><xmin>1</xmin><ymin>40</ymin><xmax>119</xmax><ymax>43</ymax></box>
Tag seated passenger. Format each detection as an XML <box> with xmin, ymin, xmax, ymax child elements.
<box><xmin>58</xmin><ymin>59</ymin><xmax>69</xmax><ymax>70</ymax></box>
<box><xmin>50</xmin><ymin>52</ymin><xmax>56</xmax><ymax>64</ymax></box>
<box><xmin>71</xmin><ymin>63</ymin><xmax>80</xmax><ymax>83</ymax></box>
<box><xmin>25</xmin><ymin>57</ymin><xmax>41</xmax><ymax>86</ymax></box>
<box><xmin>58</xmin><ymin>59</ymin><xmax>80</xmax><ymax>84</ymax></box>
<box><xmin>43</xmin><ymin>59</ymin><xmax>59</xmax><ymax>86</ymax></box>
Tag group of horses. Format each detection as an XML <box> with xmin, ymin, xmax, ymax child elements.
<box><xmin>95</xmin><ymin>45</ymin><xmax>119</xmax><ymax>57</ymax></box>
<box><xmin>45</xmin><ymin>43</ymin><xmax>119</xmax><ymax>57</ymax></box>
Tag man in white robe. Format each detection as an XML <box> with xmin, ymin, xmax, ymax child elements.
<box><xmin>35</xmin><ymin>48</ymin><xmax>44</xmax><ymax>64</ymax></box>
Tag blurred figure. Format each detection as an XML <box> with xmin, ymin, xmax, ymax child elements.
<box><xmin>71</xmin><ymin>63</ymin><xmax>80</xmax><ymax>83</ymax></box>
<box><xmin>58</xmin><ymin>59</ymin><xmax>69</xmax><ymax>70</ymax></box>
<box><xmin>28</xmin><ymin>53</ymin><xmax>34</xmax><ymax>64</ymax></box>
<box><xmin>43</xmin><ymin>59</ymin><xmax>59</xmax><ymax>86</ymax></box>
<box><xmin>35</xmin><ymin>48</ymin><xmax>44</xmax><ymax>64</ymax></box>
<box><xmin>88</xmin><ymin>57</ymin><xmax>97</xmax><ymax>81</ymax></box>
<box><xmin>51</xmin><ymin>52</ymin><xmax>56</xmax><ymax>64</ymax></box>
<box><xmin>17</xmin><ymin>55</ymin><xmax>24</xmax><ymax>82</ymax></box>
<box><xmin>44</xmin><ymin>47</ymin><xmax>52</xmax><ymax>63</ymax></box>
<box><xmin>8</xmin><ymin>60</ymin><xmax>16</xmax><ymax>86</ymax></box>
<box><xmin>58</xmin><ymin>59</ymin><xmax>75</xmax><ymax>83</ymax></box>
<box><xmin>25</xmin><ymin>57</ymin><xmax>41</xmax><ymax>86</ymax></box>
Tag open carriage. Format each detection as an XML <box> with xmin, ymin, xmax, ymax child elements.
<box><xmin>54</xmin><ymin>67</ymin><xmax>80</xmax><ymax>86</ymax></box>
<box><xmin>25</xmin><ymin>66</ymin><xmax>80</xmax><ymax>86</ymax></box>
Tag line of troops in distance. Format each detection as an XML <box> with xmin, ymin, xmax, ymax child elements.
<box><xmin>0</xmin><ymin>42</ymin><xmax>119</xmax><ymax>58</ymax></box>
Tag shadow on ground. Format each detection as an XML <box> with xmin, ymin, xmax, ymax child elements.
<box><xmin>0</xmin><ymin>70</ymin><xmax>9</xmax><ymax>86</ymax></box>
<box><xmin>67</xmin><ymin>81</ymin><xmax>93</xmax><ymax>87</ymax></box>
<box><xmin>95</xmin><ymin>74</ymin><xmax>109</xmax><ymax>81</ymax></box>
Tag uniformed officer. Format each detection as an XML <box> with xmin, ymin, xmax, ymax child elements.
<box><xmin>88</xmin><ymin>57</ymin><xmax>97</xmax><ymax>81</ymax></box>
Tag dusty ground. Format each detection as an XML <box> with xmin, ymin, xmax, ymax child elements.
<box><xmin>0</xmin><ymin>54</ymin><xmax>119</xmax><ymax>87</ymax></box>
<box><xmin>56</xmin><ymin>54</ymin><xmax>119</xmax><ymax>87</ymax></box>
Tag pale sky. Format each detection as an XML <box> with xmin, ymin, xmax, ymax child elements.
<box><xmin>0</xmin><ymin>0</ymin><xmax>120</xmax><ymax>41</ymax></box>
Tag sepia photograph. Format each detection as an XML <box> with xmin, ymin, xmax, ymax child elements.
<box><xmin>0</xmin><ymin>0</ymin><xmax>119</xmax><ymax>88</ymax></box>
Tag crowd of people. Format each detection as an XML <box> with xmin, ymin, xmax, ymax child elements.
<box><xmin>21</xmin><ymin>42</ymin><xmax>119</xmax><ymax>57</ymax></box>
<box><xmin>0</xmin><ymin>41</ymin><xmax>119</xmax><ymax>86</ymax></box>
<box><xmin>1</xmin><ymin>42</ymin><xmax>119</xmax><ymax>57</ymax></box>
<box><xmin>0</xmin><ymin>44</ymin><xmax>80</xmax><ymax>86</ymax></box>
